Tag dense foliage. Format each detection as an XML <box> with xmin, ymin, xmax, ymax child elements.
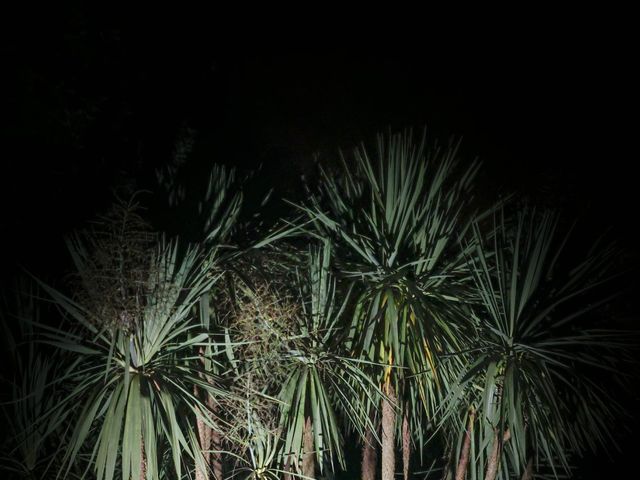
<box><xmin>1</xmin><ymin>131</ymin><xmax>634</xmax><ymax>480</ymax></box>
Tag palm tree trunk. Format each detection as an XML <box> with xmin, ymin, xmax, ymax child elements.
<box><xmin>362</xmin><ymin>424</ymin><xmax>378</xmax><ymax>480</ymax></box>
<box><xmin>520</xmin><ymin>457</ymin><xmax>533</xmax><ymax>480</ymax></box>
<box><xmin>195</xmin><ymin>399</ymin><xmax>211</xmax><ymax>480</ymax></box>
<box><xmin>211</xmin><ymin>431</ymin><xmax>223</xmax><ymax>480</ymax></box>
<box><xmin>485</xmin><ymin>428</ymin><xmax>510</xmax><ymax>480</ymax></box>
<box><xmin>454</xmin><ymin>411</ymin><xmax>475</xmax><ymax>480</ymax></box>
<box><xmin>303</xmin><ymin>415</ymin><xmax>316</xmax><ymax>479</ymax></box>
<box><xmin>208</xmin><ymin>395</ymin><xmax>223</xmax><ymax>480</ymax></box>
<box><xmin>141</xmin><ymin>434</ymin><xmax>147</xmax><ymax>480</ymax></box>
<box><xmin>402</xmin><ymin>411</ymin><xmax>410</xmax><ymax>480</ymax></box>
<box><xmin>195</xmin><ymin>384</ymin><xmax>222</xmax><ymax>480</ymax></box>
<box><xmin>195</xmin><ymin>349</ymin><xmax>223</xmax><ymax>480</ymax></box>
<box><xmin>381</xmin><ymin>384</ymin><xmax>396</xmax><ymax>480</ymax></box>
<box><xmin>283</xmin><ymin>456</ymin><xmax>293</xmax><ymax>480</ymax></box>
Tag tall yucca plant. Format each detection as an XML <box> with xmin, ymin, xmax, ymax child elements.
<box><xmin>191</xmin><ymin>163</ymin><xmax>244</xmax><ymax>480</ymax></box>
<box><xmin>36</xmin><ymin>236</ymin><xmax>224</xmax><ymax>480</ymax></box>
<box><xmin>277</xmin><ymin>242</ymin><xmax>378</xmax><ymax>478</ymax></box>
<box><xmin>297</xmin><ymin>130</ymin><xmax>480</xmax><ymax>480</ymax></box>
<box><xmin>443</xmin><ymin>208</ymin><xmax>628</xmax><ymax>480</ymax></box>
<box><xmin>159</xmin><ymin>158</ymin><xmax>247</xmax><ymax>480</ymax></box>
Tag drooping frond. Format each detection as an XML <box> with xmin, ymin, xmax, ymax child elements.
<box><xmin>442</xmin><ymin>207</ymin><xmax>629</xmax><ymax>479</ymax></box>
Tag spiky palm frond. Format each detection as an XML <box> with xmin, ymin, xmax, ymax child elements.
<box><xmin>226</xmin><ymin>410</ymin><xmax>287</xmax><ymax>480</ymax></box>
<box><xmin>34</xmin><ymin>237</ymin><xmax>227</xmax><ymax>480</ymax></box>
<box><xmin>157</xmin><ymin>157</ymin><xmax>244</xmax><ymax>247</ymax></box>
<box><xmin>296</xmin><ymin>130</ymin><xmax>480</xmax><ymax>434</ymax></box>
<box><xmin>278</xmin><ymin>242</ymin><xmax>379</xmax><ymax>474</ymax></box>
<box><xmin>443</xmin><ymin>207</ymin><xmax>629</xmax><ymax>480</ymax></box>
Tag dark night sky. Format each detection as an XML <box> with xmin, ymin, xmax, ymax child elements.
<box><xmin>2</xmin><ymin>9</ymin><xmax>637</xmax><ymax>275</ymax></box>
<box><xmin>1</xmin><ymin>6</ymin><xmax>638</xmax><ymax>478</ymax></box>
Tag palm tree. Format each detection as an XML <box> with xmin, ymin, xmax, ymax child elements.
<box><xmin>34</xmin><ymin>204</ymin><xmax>228</xmax><ymax>480</ymax></box>
<box><xmin>441</xmin><ymin>207</ymin><xmax>629</xmax><ymax>480</ymax></box>
<box><xmin>214</xmin><ymin>241</ymin><xmax>377</xmax><ymax>479</ymax></box>
<box><xmin>158</xmin><ymin>159</ymin><xmax>248</xmax><ymax>480</ymax></box>
<box><xmin>276</xmin><ymin>241</ymin><xmax>378</xmax><ymax>478</ymax></box>
<box><xmin>209</xmin><ymin>249</ymin><xmax>302</xmax><ymax>478</ymax></box>
<box><xmin>296</xmin><ymin>130</ymin><xmax>480</xmax><ymax>480</ymax></box>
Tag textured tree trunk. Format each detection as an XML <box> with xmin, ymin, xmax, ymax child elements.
<box><xmin>195</xmin><ymin>388</ymin><xmax>223</xmax><ymax>480</ymax></box>
<box><xmin>485</xmin><ymin>428</ymin><xmax>510</xmax><ymax>480</ymax></box>
<box><xmin>520</xmin><ymin>457</ymin><xmax>533</xmax><ymax>480</ymax></box>
<box><xmin>362</xmin><ymin>424</ymin><xmax>378</xmax><ymax>480</ymax></box>
<box><xmin>381</xmin><ymin>384</ymin><xmax>397</xmax><ymax>480</ymax></box>
<box><xmin>209</xmin><ymin>396</ymin><xmax>223</xmax><ymax>480</ymax></box>
<box><xmin>402</xmin><ymin>411</ymin><xmax>410</xmax><ymax>480</ymax></box>
<box><xmin>141</xmin><ymin>435</ymin><xmax>147</xmax><ymax>480</ymax></box>
<box><xmin>303</xmin><ymin>415</ymin><xmax>316</xmax><ymax>479</ymax></box>
<box><xmin>195</xmin><ymin>396</ymin><xmax>211</xmax><ymax>480</ymax></box>
<box><xmin>195</xmin><ymin>347</ymin><xmax>223</xmax><ymax>480</ymax></box>
<box><xmin>283</xmin><ymin>457</ymin><xmax>293</xmax><ymax>480</ymax></box>
<box><xmin>454</xmin><ymin>411</ymin><xmax>475</xmax><ymax>480</ymax></box>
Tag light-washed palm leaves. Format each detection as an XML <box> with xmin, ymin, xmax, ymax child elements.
<box><xmin>157</xmin><ymin>157</ymin><xmax>250</xmax><ymax>480</ymax></box>
<box><xmin>442</xmin><ymin>207</ymin><xmax>628</xmax><ymax>480</ymax></box>
<box><xmin>35</xmin><ymin>235</ymin><xmax>226</xmax><ymax>480</ymax></box>
<box><xmin>7</xmin><ymin>127</ymin><xmax>634</xmax><ymax>480</ymax></box>
<box><xmin>226</xmin><ymin>409</ymin><xmax>285</xmax><ymax>480</ymax></box>
<box><xmin>215</xmin><ymin>242</ymin><xmax>378</xmax><ymax>478</ymax></box>
<box><xmin>295</xmin><ymin>130</ymin><xmax>480</xmax><ymax>480</ymax></box>
<box><xmin>277</xmin><ymin>242</ymin><xmax>379</xmax><ymax>477</ymax></box>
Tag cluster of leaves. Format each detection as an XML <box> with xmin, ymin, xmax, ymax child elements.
<box><xmin>0</xmin><ymin>129</ymin><xmax>635</xmax><ymax>480</ymax></box>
